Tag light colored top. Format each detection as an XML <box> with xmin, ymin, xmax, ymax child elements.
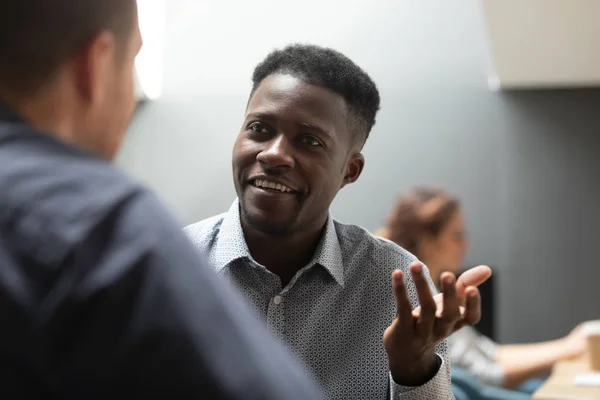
<box><xmin>447</xmin><ymin>326</ymin><xmax>505</xmax><ymax>386</ymax></box>
<box><xmin>185</xmin><ymin>200</ymin><xmax>453</xmax><ymax>399</ymax></box>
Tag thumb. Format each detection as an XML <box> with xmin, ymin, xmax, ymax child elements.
<box><xmin>456</xmin><ymin>265</ymin><xmax>492</xmax><ymax>298</ymax></box>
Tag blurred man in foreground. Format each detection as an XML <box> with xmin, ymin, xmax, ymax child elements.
<box><xmin>0</xmin><ymin>1</ymin><xmax>321</xmax><ymax>398</ymax></box>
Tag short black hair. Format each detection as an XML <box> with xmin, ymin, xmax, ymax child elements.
<box><xmin>0</xmin><ymin>0</ymin><xmax>137</xmax><ymax>95</ymax></box>
<box><xmin>251</xmin><ymin>44</ymin><xmax>381</xmax><ymax>143</ymax></box>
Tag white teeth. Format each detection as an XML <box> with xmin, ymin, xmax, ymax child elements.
<box><xmin>254</xmin><ymin>179</ymin><xmax>292</xmax><ymax>193</ymax></box>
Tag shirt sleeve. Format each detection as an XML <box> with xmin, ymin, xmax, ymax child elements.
<box><xmin>447</xmin><ymin>326</ymin><xmax>504</xmax><ymax>387</ymax></box>
<box><xmin>389</xmin><ymin>262</ymin><xmax>453</xmax><ymax>399</ymax></box>
<box><xmin>389</xmin><ymin>343</ymin><xmax>453</xmax><ymax>399</ymax></box>
<box><xmin>16</xmin><ymin>190</ymin><xmax>323</xmax><ymax>400</ymax></box>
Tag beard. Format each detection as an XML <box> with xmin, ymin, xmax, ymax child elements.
<box><xmin>239</xmin><ymin>200</ymin><xmax>302</xmax><ymax>237</ymax></box>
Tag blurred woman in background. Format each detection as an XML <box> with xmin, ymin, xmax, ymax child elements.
<box><xmin>376</xmin><ymin>187</ymin><xmax>587</xmax><ymax>399</ymax></box>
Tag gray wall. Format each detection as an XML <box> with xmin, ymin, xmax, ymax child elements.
<box><xmin>118</xmin><ymin>0</ymin><xmax>600</xmax><ymax>343</ymax></box>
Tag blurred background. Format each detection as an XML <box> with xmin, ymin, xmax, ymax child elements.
<box><xmin>118</xmin><ymin>0</ymin><xmax>600</xmax><ymax>345</ymax></box>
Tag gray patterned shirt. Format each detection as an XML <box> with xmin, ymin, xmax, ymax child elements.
<box><xmin>185</xmin><ymin>200</ymin><xmax>453</xmax><ymax>399</ymax></box>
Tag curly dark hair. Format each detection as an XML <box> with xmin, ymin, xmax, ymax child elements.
<box><xmin>250</xmin><ymin>44</ymin><xmax>381</xmax><ymax>143</ymax></box>
<box><xmin>380</xmin><ymin>187</ymin><xmax>460</xmax><ymax>256</ymax></box>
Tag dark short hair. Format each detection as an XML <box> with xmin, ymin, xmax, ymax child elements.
<box><xmin>0</xmin><ymin>0</ymin><xmax>137</xmax><ymax>95</ymax></box>
<box><xmin>381</xmin><ymin>187</ymin><xmax>460</xmax><ymax>256</ymax></box>
<box><xmin>251</xmin><ymin>44</ymin><xmax>381</xmax><ymax>143</ymax></box>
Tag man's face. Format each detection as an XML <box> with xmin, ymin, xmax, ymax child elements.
<box><xmin>88</xmin><ymin>10</ymin><xmax>142</xmax><ymax>160</ymax></box>
<box><xmin>232</xmin><ymin>74</ymin><xmax>365</xmax><ymax>236</ymax></box>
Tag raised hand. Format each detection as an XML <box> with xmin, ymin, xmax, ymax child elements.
<box><xmin>383</xmin><ymin>261</ymin><xmax>492</xmax><ymax>386</ymax></box>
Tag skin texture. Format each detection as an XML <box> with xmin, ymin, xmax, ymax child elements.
<box><xmin>232</xmin><ymin>72</ymin><xmax>491</xmax><ymax>386</ymax></box>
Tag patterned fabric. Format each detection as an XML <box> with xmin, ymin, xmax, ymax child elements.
<box><xmin>185</xmin><ymin>200</ymin><xmax>453</xmax><ymax>399</ymax></box>
<box><xmin>447</xmin><ymin>326</ymin><xmax>504</xmax><ymax>387</ymax></box>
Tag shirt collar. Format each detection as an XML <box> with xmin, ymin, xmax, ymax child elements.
<box><xmin>214</xmin><ymin>199</ymin><xmax>345</xmax><ymax>287</ymax></box>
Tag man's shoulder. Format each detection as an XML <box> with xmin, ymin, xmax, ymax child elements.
<box><xmin>332</xmin><ymin>219</ymin><xmax>418</xmax><ymax>273</ymax></box>
<box><xmin>0</xmin><ymin>124</ymin><xmax>143</xmax><ymax>210</ymax></box>
<box><xmin>0</xmin><ymin>146</ymin><xmax>144</xmax><ymax>227</ymax></box>
<box><xmin>183</xmin><ymin>213</ymin><xmax>226</xmax><ymax>251</ymax></box>
<box><xmin>0</xmin><ymin>126</ymin><xmax>163</xmax><ymax>264</ymax></box>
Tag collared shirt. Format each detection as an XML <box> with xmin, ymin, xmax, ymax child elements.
<box><xmin>0</xmin><ymin>104</ymin><xmax>321</xmax><ymax>399</ymax></box>
<box><xmin>185</xmin><ymin>200</ymin><xmax>453</xmax><ymax>399</ymax></box>
<box><xmin>447</xmin><ymin>326</ymin><xmax>504</xmax><ymax>387</ymax></box>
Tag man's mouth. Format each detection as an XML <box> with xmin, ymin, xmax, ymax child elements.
<box><xmin>252</xmin><ymin>179</ymin><xmax>295</xmax><ymax>194</ymax></box>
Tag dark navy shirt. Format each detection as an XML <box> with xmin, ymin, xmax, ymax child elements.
<box><xmin>0</xmin><ymin>104</ymin><xmax>321</xmax><ymax>399</ymax></box>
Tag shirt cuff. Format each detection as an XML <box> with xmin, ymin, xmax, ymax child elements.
<box><xmin>389</xmin><ymin>355</ymin><xmax>452</xmax><ymax>399</ymax></box>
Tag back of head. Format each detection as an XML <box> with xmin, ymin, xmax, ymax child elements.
<box><xmin>0</xmin><ymin>0</ymin><xmax>140</xmax><ymax>160</ymax></box>
<box><xmin>0</xmin><ymin>0</ymin><xmax>136</xmax><ymax>96</ymax></box>
<box><xmin>382</xmin><ymin>187</ymin><xmax>460</xmax><ymax>257</ymax></box>
<box><xmin>251</xmin><ymin>44</ymin><xmax>381</xmax><ymax>144</ymax></box>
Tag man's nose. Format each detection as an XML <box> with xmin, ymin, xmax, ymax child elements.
<box><xmin>256</xmin><ymin>134</ymin><xmax>295</xmax><ymax>170</ymax></box>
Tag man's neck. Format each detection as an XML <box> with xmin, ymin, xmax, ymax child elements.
<box><xmin>242</xmin><ymin>220</ymin><xmax>327</xmax><ymax>287</ymax></box>
<box><xmin>0</xmin><ymin>82</ymin><xmax>78</xmax><ymax>145</ymax></box>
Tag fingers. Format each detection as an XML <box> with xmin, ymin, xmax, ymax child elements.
<box><xmin>410</xmin><ymin>262</ymin><xmax>436</xmax><ymax>333</ymax></box>
<box><xmin>455</xmin><ymin>265</ymin><xmax>492</xmax><ymax>298</ymax></box>
<box><xmin>392</xmin><ymin>264</ymin><xmax>484</xmax><ymax>344</ymax></box>
<box><xmin>462</xmin><ymin>286</ymin><xmax>481</xmax><ymax>326</ymax></box>
<box><xmin>435</xmin><ymin>272</ymin><xmax>461</xmax><ymax>336</ymax></box>
<box><xmin>392</xmin><ymin>270</ymin><xmax>413</xmax><ymax>326</ymax></box>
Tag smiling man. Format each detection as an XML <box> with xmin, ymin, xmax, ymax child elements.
<box><xmin>185</xmin><ymin>44</ymin><xmax>491</xmax><ymax>399</ymax></box>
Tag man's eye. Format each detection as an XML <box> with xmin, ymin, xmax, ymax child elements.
<box><xmin>302</xmin><ymin>136</ymin><xmax>321</xmax><ymax>146</ymax></box>
<box><xmin>248</xmin><ymin>122</ymin><xmax>266</xmax><ymax>133</ymax></box>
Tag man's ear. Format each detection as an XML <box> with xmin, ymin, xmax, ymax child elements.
<box><xmin>74</xmin><ymin>31</ymin><xmax>115</xmax><ymax>105</ymax></box>
<box><xmin>341</xmin><ymin>152</ymin><xmax>365</xmax><ymax>188</ymax></box>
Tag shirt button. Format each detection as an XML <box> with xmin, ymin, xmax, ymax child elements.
<box><xmin>273</xmin><ymin>295</ymin><xmax>283</xmax><ymax>305</ymax></box>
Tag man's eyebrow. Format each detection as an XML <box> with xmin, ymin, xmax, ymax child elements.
<box><xmin>245</xmin><ymin>112</ymin><xmax>275</xmax><ymax>120</ymax></box>
<box><xmin>297</xmin><ymin>122</ymin><xmax>333</xmax><ymax>139</ymax></box>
